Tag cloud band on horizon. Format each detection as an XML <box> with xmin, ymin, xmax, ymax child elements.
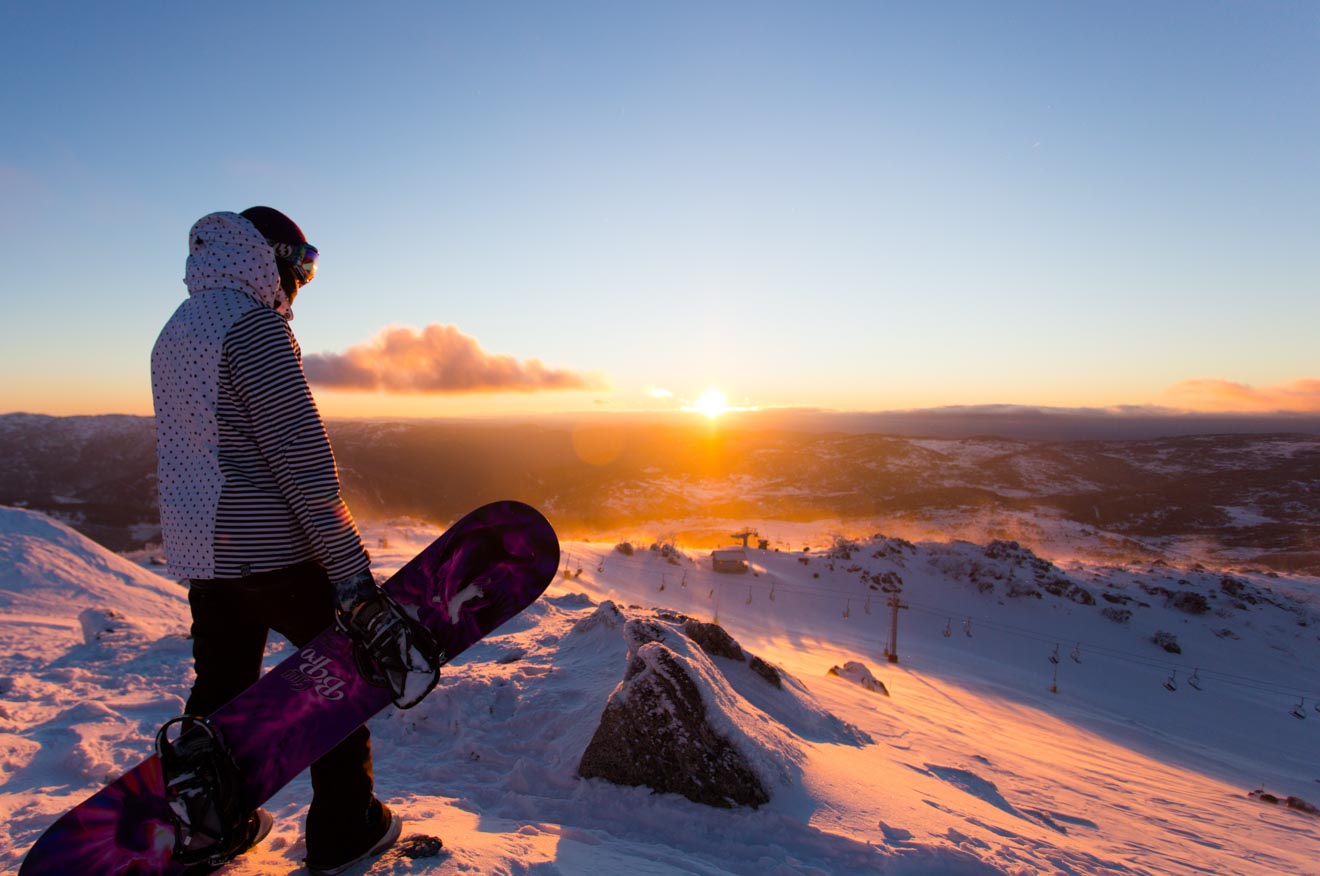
<box><xmin>1163</xmin><ymin>378</ymin><xmax>1320</xmax><ymax>413</ymax></box>
<box><xmin>303</xmin><ymin>323</ymin><xmax>606</xmax><ymax>394</ymax></box>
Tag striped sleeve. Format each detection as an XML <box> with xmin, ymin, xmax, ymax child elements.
<box><xmin>222</xmin><ymin>309</ymin><xmax>370</xmax><ymax>583</ymax></box>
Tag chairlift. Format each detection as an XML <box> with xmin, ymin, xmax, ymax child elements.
<box><xmin>843</xmin><ymin>599</ymin><xmax>852</xmax><ymax>620</ymax></box>
<box><xmin>1292</xmin><ymin>698</ymin><xmax>1307</xmax><ymax>720</ymax></box>
<box><xmin>1314</xmin><ymin>699</ymin><xmax>1320</xmax><ymax>716</ymax></box>
<box><xmin>963</xmin><ymin>618</ymin><xmax>973</xmax><ymax>638</ymax></box>
<box><xmin>864</xmin><ymin>595</ymin><xmax>872</xmax><ymax>615</ymax></box>
<box><xmin>746</xmin><ymin>586</ymin><xmax>753</xmax><ymax>606</ymax></box>
<box><xmin>681</xmin><ymin>571</ymin><xmax>687</xmax><ymax>588</ymax></box>
<box><xmin>1163</xmin><ymin>670</ymin><xmax>1178</xmax><ymax>692</ymax></box>
<box><xmin>1188</xmin><ymin>668</ymin><xmax>1202</xmax><ymax>691</ymax></box>
<box><xmin>1070</xmin><ymin>643</ymin><xmax>1082</xmax><ymax>664</ymax></box>
<box><xmin>1049</xmin><ymin>645</ymin><xmax>1060</xmax><ymax>665</ymax></box>
<box><xmin>769</xmin><ymin>581</ymin><xmax>776</xmax><ymax>602</ymax></box>
<box><xmin>943</xmin><ymin>619</ymin><xmax>952</xmax><ymax>638</ymax></box>
<box><xmin>708</xmin><ymin>587</ymin><xmax>715</xmax><ymax>599</ymax></box>
<box><xmin>659</xmin><ymin>575</ymin><xmax>666</xmax><ymax>593</ymax></box>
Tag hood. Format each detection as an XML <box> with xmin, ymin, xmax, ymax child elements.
<box><xmin>183</xmin><ymin>212</ymin><xmax>294</xmax><ymax>319</ymax></box>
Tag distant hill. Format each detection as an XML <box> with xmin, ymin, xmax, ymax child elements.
<box><xmin>2</xmin><ymin>413</ymin><xmax>1318</xmax><ymax>573</ymax></box>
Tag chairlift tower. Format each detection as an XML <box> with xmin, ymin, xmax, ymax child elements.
<box><xmin>731</xmin><ymin>529</ymin><xmax>759</xmax><ymax>549</ymax></box>
<box><xmin>882</xmin><ymin>594</ymin><xmax>909</xmax><ymax>663</ymax></box>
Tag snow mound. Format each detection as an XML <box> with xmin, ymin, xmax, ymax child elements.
<box><xmin>0</xmin><ymin>506</ymin><xmax>188</xmax><ymax>655</ymax></box>
<box><xmin>828</xmin><ymin>660</ymin><xmax>890</xmax><ymax>695</ymax></box>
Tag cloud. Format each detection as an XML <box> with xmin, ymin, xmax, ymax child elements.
<box><xmin>304</xmin><ymin>324</ymin><xmax>606</xmax><ymax>394</ymax></box>
<box><xmin>1162</xmin><ymin>378</ymin><xmax>1320</xmax><ymax>413</ymax></box>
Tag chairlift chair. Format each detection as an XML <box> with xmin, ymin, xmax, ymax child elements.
<box><xmin>1163</xmin><ymin>670</ymin><xmax>1178</xmax><ymax>692</ymax></box>
<box><xmin>1292</xmin><ymin>698</ymin><xmax>1307</xmax><ymax>720</ymax></box>
<box><xmin>1188</xmin><ymin>668</ymin><xmax>1202</xmax><ymax>691</ymax></box>
<box><xmin>1049</xmin><ymin>645</ymin><xmax>1060</xmax><ymax>665</ymax></box>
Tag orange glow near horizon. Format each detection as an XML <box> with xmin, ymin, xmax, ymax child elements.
<box><xmin>9</xmin><ymin>375</ymin><xmax>1320</xmax><ymax>420</ymax></box>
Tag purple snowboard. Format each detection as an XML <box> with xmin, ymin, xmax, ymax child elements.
<box><xmin>20</xmin><ymin>500</ymin><xmax>558</xmax><ymax>876</ymax></box>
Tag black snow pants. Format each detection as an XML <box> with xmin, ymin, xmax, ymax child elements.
<box><xmin>185</xmin><ymin>560</ymin><xmax>374</xmax><ymax>852</ymax></box>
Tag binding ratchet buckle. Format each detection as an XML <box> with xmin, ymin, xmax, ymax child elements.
<box><xmin>336</xmin><ymin>588</ymin><xmax>444</xmax><ymax>709</ymax></box>
<box><xmin>155</xmin><ymin>716</ymin><xmax>247</xmax><ymax>866</ymax></box>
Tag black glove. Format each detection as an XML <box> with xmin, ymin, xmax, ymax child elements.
<box><xmin>332</xmin><ymin>569</ymin><xmax>377</xmax><ymax>613</ymax></box>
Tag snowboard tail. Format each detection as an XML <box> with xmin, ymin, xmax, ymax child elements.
<box><xmin>20</xmin><ymin>500</ymin><xmax>558</xmax><ymax>876</ymax></box>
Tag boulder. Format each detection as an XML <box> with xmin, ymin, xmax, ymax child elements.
<box><xmin>578</xmin><ymin>642</ymin><xmax>770</xmax><ymax>808</ymax></box>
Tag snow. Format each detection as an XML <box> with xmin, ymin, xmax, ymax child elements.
<box><xmin>2</xmin><ymin>505</ymin><xmax>1318</xmax><ymax>875</ymax></box>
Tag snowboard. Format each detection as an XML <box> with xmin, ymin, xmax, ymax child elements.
<box><xmin>20</xmin><ymin>500</ymin><xmax>558</xmax><ymax>876</ymax></box>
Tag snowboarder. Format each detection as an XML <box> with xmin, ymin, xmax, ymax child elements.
<box><xmin>151</xmin><ymin>207</ymin><xmax>400</xmax><ymax>873</ymax></box>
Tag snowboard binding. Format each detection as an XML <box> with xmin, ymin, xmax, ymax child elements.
<box><xmin>336</xmin><ymin>587</ymin><xmax>444</xmax><ymax>709</ymax></box>
<box><xmin>155</xmin><ymin>716</ymin><xmax>248</xmax><ymax>867</ymax></box>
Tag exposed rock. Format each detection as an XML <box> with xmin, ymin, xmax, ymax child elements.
<box><xmin>747</xmin><ymin>654</ymin><xmax>782</xmax><ymax>689</ymax></box>
<box><xmin>1102</xmin><ymin>607</ymin><xmax>1133</xmax><ymax>624</ymax></box>
<box><xmin>683</xmin><ymin>621</ymin><xmax>745</xmax><ymax>661</ymax></box>
<box><xmin>1152</xmin><ymin>630</ymin><xmax>1182</xmax><ymax>654</ymax></box>
<box><xmin>578</xmin><ymin>643</ymin><xmax>770</xmax><ymax>809</ymax></box>
<box><xmin>623</xmin><ymin>618</ymin><xmax>668</xmax><ymax>655</ymax></box>
<box><xmin>1167</xmin><ymin>591</ymin><xmax>1210</xmax><ymax>615</ymax></box>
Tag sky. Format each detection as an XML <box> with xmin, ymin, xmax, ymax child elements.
<box><xmin>1</xmin><ymin>1</ymin><xmax>1317</xmax><ymax>420</ymax></box>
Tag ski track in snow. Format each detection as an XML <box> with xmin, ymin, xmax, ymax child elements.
<box><xmin>1</xmin><ymin>506</ymin><xmax>1318</xmax><ymax>875</ymax></box>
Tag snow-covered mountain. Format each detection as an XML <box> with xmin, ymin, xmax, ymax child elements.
<box><xmin>2</xmin><ymin>505</ymin><xmax>1316</xmax><ymax>874</ymax></box>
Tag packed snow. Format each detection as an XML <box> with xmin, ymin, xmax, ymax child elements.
<box><xmin>1</xmin><ymin>505</ymin><xmax>1318</xmax><ymax>875</ymax></box>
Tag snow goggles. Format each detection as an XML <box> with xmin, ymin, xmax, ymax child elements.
<box><xmin>269</xmin><ymin>241</ymin><xmax>319</xmax><ymax>286</ymax></box>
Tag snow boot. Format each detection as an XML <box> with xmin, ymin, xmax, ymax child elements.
<box><xmin>305</xmin><ymin>799</ymin><xmax>401</xmax><ymax>875</ymax></box>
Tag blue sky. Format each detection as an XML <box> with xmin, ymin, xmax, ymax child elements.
<box><xmin>2</xmin><ymin>1</ymin><xmax>1317</xmax><ymax>417</ymax></box>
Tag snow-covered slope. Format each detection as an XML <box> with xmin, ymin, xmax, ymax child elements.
<box><xmin>0</xmin><ymin>506</ymin><xmax>188</xmax><ymax>657</ymax></box>
<box><xmin>1</xmin><ymin>508</ymin><xmax>1317</xmax><ymax>875</ymax></box>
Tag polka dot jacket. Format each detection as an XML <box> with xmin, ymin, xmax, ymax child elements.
<box><xmin>151</xmin><ymin>211</ymin><xmax>370</xmax><ymax>583</ymax></box>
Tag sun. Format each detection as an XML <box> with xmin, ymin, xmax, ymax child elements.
<box><xmin>690</xmin><ymin>387</ymin><xmax>730</xmax><ymax>419</ymax></box>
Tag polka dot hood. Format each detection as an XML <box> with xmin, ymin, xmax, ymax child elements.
<box><xmin>185</xmin><ymin>211</ymin><xmax>295</xmax><ymax>320</ymax></box>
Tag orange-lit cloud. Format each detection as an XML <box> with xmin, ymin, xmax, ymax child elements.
<box><xmin>1163</xmin><ymin>378</ymin><xmax>1320</xmax><ymax>413</ymax></box>
<box><xmin>304</xmin><ymin>324</ymin><xmax>606</xmax><ymax>394</ymax></box>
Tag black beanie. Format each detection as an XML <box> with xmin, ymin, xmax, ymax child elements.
<box><xmin>240</xmin><ymin>206</ymin><xmax>309</xmax><ymax>300</ymax></box>
<box><xmin>240</xmin><ymin>206</ymin><xmax>306</xmax><ymax>247</ymax></box>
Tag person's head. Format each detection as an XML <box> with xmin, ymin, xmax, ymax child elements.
<box><xmin>239</xmin><ymin>206</ymin><xmax>319</xmax><ymax>305</ymax></box>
